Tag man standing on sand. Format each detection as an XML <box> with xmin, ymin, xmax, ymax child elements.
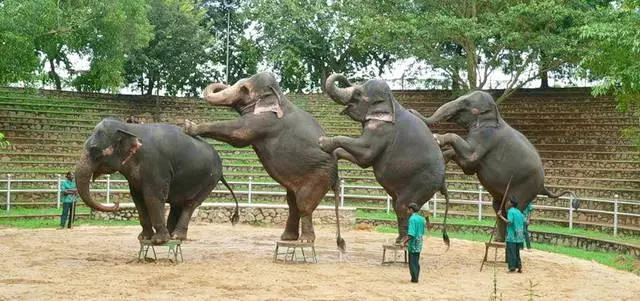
<box><xmin>58</xmin><ymin>171</ymin><xmax>78</xmax><ymax>229</ymax></box>
<box><xmin>497</xmin><ymin>197</ymin><xmax>525</xmax><ymax>273</ymax></box>
<box><xmin>401</xmin><ymin>203</ymin><xmax>426</xmax><ymax>283</ymax></box>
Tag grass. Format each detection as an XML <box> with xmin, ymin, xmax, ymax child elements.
<box><xmin>375</xmin><ymin>225</ymin><xmax>639</xmax><ymax>274</ymax></box>
<box><xmin>0</xmin><ymin>207</ymin><xmax>91</xmax><ymax>216</ymax></box>
<box><xmin>0</xmin><ymin>218</ymin><xmax>138</xmax><ymax>228</ymax></box>
<box><xmin>357</xmin><ymin>210</ymin><xmax>640</xmax><ymax>246</ymax></box>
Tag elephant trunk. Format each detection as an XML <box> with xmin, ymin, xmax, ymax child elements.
<box><xmin>75</xmin><ymin>152</ymin><xmax>120</xmax><ymax>212</ymax></box>
<box><xmin>325</xmin><ymin>74</ymin><xmax>356</xmax><ymax>105</ymax></box>
<box><xmin>426</xmin><ymin>98</ymin><xmax>462</xmax><ymax>125</ymax></box>
<box><xmin>202</xmin><ymin>82</ymin><xmax>237</xmax><ymax>105</ymax></box>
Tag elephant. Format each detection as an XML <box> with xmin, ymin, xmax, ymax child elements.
<box><xmin>409</xmin><ymin>90</ymin><xmax>579</xmax><ymax>241</ymax></box>
<box><xmin>75</xmin><ymin>118</ymin><xmax>239</xmax><ymax>245</ymax></box>
<box><xmin>183</xmin><ymin>72</ymin><xmax>346</xmax><ymax>252</ymax></box>
<box><xmin>319</xmin><ymin>74</ymin><xmax>450</xmax><ymax>246</ymax></box>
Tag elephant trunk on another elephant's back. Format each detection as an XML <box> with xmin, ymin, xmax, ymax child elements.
<box><xmin>423</xmin><ymin>98</ymin><xmax>461</xmax><ymax>125</ymax></box>
<box><xmin>75</xmin><ymin>152</ymin><xmax>120</xmax><ymax>212</ymax></box>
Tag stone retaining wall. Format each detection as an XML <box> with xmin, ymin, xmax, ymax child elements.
<box><xmin>91</xmin><ymin>203</ymin><xmax>356</xmax><ymax>227</ymax></box>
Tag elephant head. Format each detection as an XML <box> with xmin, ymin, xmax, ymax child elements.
<box><xmin>202</xmin><ymin>72</ymin><xmax>285</xmax><ymax>118</ymax></box>
<box><xmin>425</xmin><ymin>91</ymin><xmax>501</xmax><ymax>129</ymax></box>
<box><xmin>325</xmin><ymin>74</ymin><xmax>396</xmax><ymax>123</ymax></box>
<box><xmin>75</xmin><ymin>119</ymin><xmax>142</xmax><ymax>212</ymax></box>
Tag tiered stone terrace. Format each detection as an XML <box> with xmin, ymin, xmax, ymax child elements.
<box><xmin>0</xmin><ymin>87</ymin><xmax>639</xmax><ymax>233</ymax></box>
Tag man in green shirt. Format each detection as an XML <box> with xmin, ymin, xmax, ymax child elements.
<box><xmin>401</xmin><ymin>203</ymin><xmax>426</xmax><ymax>283</ymax></box>
<box><xmin>498</xmin><ymin>197</ymin><xmax>525</xmax><ymax>273</ymax></box>
<box><xmin>59</xmin><ymin>171</ymin><xmax>78</xmax><ymax>229</ymax></box>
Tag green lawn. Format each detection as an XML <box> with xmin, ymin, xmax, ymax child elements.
<box><xmin>358</xmin><ymin>210</ymin><xmax>640</xmax><ymax>246</ymax></box>
<box><xmin>0</xmin><ymin>218</ymin><xmax>138</xmax><ymax>228</ymax></box>
<box><xmin>375</xmin><ymin>225</ymin><xmax>638</xmax><ymax>274</ymax></box>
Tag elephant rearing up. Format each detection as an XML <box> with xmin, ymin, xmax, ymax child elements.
<box><xmin>410</xmin><ymin>91</ymin><xmax>579</xmax><ymax>241</ymax></box>
<box><xmin>319</xmin><ymin>74</ymin><xmax>450</xmax><ymax>246</ymax></box>
<box><xmin>184</xmin><ymin>72</ymin><xmax>345</xmax><ymax>252</ymax></box>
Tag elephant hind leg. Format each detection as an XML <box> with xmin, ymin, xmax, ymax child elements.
<box><xmin>295</xmin><ymin>179</ymin><xmax>330</xmax><ymax>242</ymax></box>
<box><xmin>167</xmin><ymin>204</ymin><xmax>181</xmax><ymax>235</ymax></box>
<box><xmin>281</xmin><ymin>190</ymin><xmax>300</xmax><ymax>241</ymax></box>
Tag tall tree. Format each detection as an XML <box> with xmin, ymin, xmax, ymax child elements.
<box><xmin>0</xmin><ymin>0</ymin><xmax>152</xmax><ymax>91</ymax></box>
<box><xmin>249</xmin><ymin>0</ymin><xmax>393</xmax><ymax>92</ymax></box>
<box><xmin>124</xmin><ymin>0</ymin><xmax>214</xmax><ymax>96</ymax></box>
<box><xmin>352</xmin><ymin>0</ymin><xmax>594</xmax><ymax>102</ymax></box>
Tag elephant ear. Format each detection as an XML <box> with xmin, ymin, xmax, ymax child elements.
<box><xmin>253</xmin><ymin>85</ymin><xmax>284</xmax><ymax>119</ymax></box>
<box><xmin>116</xmin><ymin>129</ymin><xmax>142</xmax><ymax>165</ymax></box>
<box><xmin>471</xmin><ymin>92</ymin><xmax>501</xmax><ymax>128</ymax></box>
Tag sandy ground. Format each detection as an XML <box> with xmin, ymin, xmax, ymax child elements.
<box><xmin>0</xmin><ymin>223</ymin><xmax>638</xmax><ymax>301</ymax></box>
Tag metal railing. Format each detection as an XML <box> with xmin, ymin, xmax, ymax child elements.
<box><xmin>1</xmin><ymin>174</ymin><xmax>639</xmax><ymax>235</ymax></box>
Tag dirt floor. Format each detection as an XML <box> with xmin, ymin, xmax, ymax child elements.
<box><xmin>0</xmin><ymin>223</ymin><xmax>638</xmax><ymax>301</ymax></box>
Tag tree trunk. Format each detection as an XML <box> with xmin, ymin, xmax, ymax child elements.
<box><xmin>146</xmin><ymin>74</ymin><xmax>155</xmax><ymax>96</ymax></box>
<box><xmin>466</xmin><ymin>42</ymin><xmax>478</xmax><ymax>90</ymax></box>
<box><xmin>48</xmin><ymin>58</ymin><xmax>62</xmax><ymax>91</ymax></box>
<box><xmin>539</xmin><ymin>51</ymin><xmax>549</xmax><ymax>88</ymax></box>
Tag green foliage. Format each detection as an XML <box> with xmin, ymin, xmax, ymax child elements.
<box><xmin>124</xmin><ymin>0</ymin><xmax>214</xmax><ymax>96</ymax></box>
<box><xmin>0</xmin><ymin>0</ymin><xmax>152</xmax><ymax>91</ymax></box>
<box><xmin>350</xmin><ymin>0</ymin><xmax>594</xmax><ymax>101</ymax></box>
<box><xmin>0</xmin><ymin>132</ymin><xmax>8</xmax><ymax>148</ymax></box>
<box><xmin>248</xmin><ymin>0</ymin><xmax>393</xmax><ymax>92</ymax></box>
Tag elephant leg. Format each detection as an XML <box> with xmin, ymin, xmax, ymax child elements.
<box><xmin>296</xmin><ymin>179</ymin><xmax>328</xmax><ymax>242</ymax></box>
<box><xmin>393</xmin><ymin>198</ymin><xmax>407</xmax><ymax>244</ymax></box>
<box><xmin>281</xmin><ymin>190</ymin><xmax>300</xmax><ymax>241</ymax></box>
<box><xmin>132</xmin><ymin>190</ymin><xmax>153</xmax><ymax>241</ymax></box>
<box><xmin>492</xmin><ymin>198</ymin><xmax>507</xmax><ymax>242</ymax></box>
<box><xmin>167</xmin><ymin>204</ymin><xmax>180</xmax><ymax>235</ymax></box>
<box><xmin>143</xmin><ymin>184</ymin><xmax>170</xmax><ymax>244</ymax></box>
<box><xmin>172</xmin><ymin>187</ymin><xmax>210</xmax><ymax>241</ymax></box>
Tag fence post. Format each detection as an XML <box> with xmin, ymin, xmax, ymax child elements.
<box><xmin>613</xmin><ymin>194</ymin><xmax>619</xmax><ymax>236</ymax></box>
<box><xmin>433</xmin><ymin>194</ymin><xmax>437</xmax><ymax>218</ymax></box>
<box><xmin>105</xmin><ymin>175</ymin><xmax>111</xmax><ymax>204</ymax></box>
<box><xmin>5</xmin><ymin>174</ymin><xmax>11</xmax><ymax>211</ymax></box>
<box><xmin>340</xmin><ymin>179</ymin><xmax>345</xmax><ymax>208</ymax></box>
<box><xmin>56</xmin><ymin>174</ymin><xmax>62</xmax><ymax>209</ymax></box>
<box><xmin>247</xmin><ymin>176</ymin><xmax>253</xmax><ymax>204</ymax></box>
<box><xmin>478</xmin><ymin>185</ymin><xmax>483</xmax><ymax>221</ymax></box>
<box><xmin>568</xmin><ymin>197</ymin><xmax>573</xmax><ymax>230</ymax></box>
<box><xmin>386</xmin><ymin>194</ymin><xmax>391</xmax><ymax>214</ymax></box>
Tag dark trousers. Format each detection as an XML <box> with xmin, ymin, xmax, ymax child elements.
<box><xmin>408</xmin><ymin>252</ymin><xmax>421</xmax><ymax>282</ymax></box>
<box><xmin>506</xmin><ymin>242</ymin><xmax>523</xmax><ymax>271</ymax></box>
<box><xmin>60</xmin><ymin>202</ymin><xmax>76</xmax><ymax>228</ymax></box>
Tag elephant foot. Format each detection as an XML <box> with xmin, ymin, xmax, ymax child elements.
<box><xmin>183</xmin><ymin>119</ymin><xmax>198</xmax><ymax>136</ymax></box>
<box><xmin>138</xmin><ymin>230</ymin><xmax>154</xmax><ymax>242</ymax></box>
<box><xmin>298</xmin><ymin>231</ymin><xmax>316</xmax><ymax>243</ymax></box>
<box><xmin>151</xmin><ymin>232</ymin><xmax>170</xmax><ymax>245</ymax></box>
<box><xmin>493</xmin><ymin>236</ymin><xmax>505</xmax><ymax>243</ymax></box>
<box><xmin>171</xmin><ymin>231</ymin><xmax>187</xmax><ymax>241</ymax></box>
<box><xmin>280</xmin><ymin>230</ymin><xmax>299</xmax><ymax>241</ymax></box>
<box><xmin>395</xmin><ymin>235</ymin><xmax>404</xmax><ymax>245</ymax></box>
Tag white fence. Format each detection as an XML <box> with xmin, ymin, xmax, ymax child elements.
<box><xmin>1</xmin><ymin>174</ymin><xmax>639</xmax><ymax>236</ymax></box>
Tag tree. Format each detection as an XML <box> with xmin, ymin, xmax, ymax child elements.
<box><xmin>201</xmin><ymin>0</ymin><xmax>262</xmax><ymax>85</ymax></box>
<box><xmin>0</xmin><ymin>132</ymin><xmax>8</xmax><ymax>148</ymax></box>
<box><xmin>579</xmin><ymin>0</ymin><xmax>640</xmax><ymax>142</ymax></box>
<box><xmin>351</xmin><ymin>0</ymin><xmax>594</xmax><ymax>102</ymax></box>
<box><xmin>0</xmin><ymin>0</ymin><xmax>152</xmax><ymax>91</ymax></box>
<box><xmin>124</xmin><ymin>0</ymin><xmax>214</xmax><ymax>96</ymax></box>
<box><xmin>248</xmin><ymin>0</ymin><xmax>393</xmax><ymax>92</ymax></box>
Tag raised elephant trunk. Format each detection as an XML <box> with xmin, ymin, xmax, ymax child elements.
<box><xmin>425</xmin><ymin>98</ymin><xmax>461</xmax><ymax>125</ymax></box>
<box><xmin>75</xmin><ymin>152</ymin><xmax>119</xmax><ymax>212</ymax></box>
<box><xmin>202</xmin><ymin>83</ymin><xmax>237</xmax><ymax>105</ymax></box>
<box><xmin>325</xmin><ymin>74</ymin><xmax>356</xmax><ymax>105</ymax></box>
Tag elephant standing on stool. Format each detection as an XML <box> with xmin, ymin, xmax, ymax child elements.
<box><xmin>319</xmin><ymin>74</ymin><xmax>450</xmax><ymax>246</ymax></box>
<box><xmin>410</xmin><ymin>91</ymin><xmax>579</xmax><ymax>241</ymax></box>
<box><xmin>183</xmin><ymin>72</ymin><xmax>345</xmax><ymax>251</ymax></box>
<box><xmin>75</xmin><ymin>119</ymin><xmax>239</xmax><ymax>245</ymax></box>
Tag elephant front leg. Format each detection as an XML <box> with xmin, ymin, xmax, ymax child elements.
<box><xmin>132</xmin><ymin>192</ymin><xmax>153</xmax><ymax>241</ymax></box>
<box><xmin>281</xmin><ymin>190</ymin><xmax>300</xmax><ymax>241</ymax></box>
<box><xmin>145</xmin><ymin>196</ymin><xmax>170</xmax><ymax>245</ymax></box>
<box><xmin>184</xmin><ymin>119</ymin><xmax>258</xmax><ymax>148</ymax></box>
<box><xmin>434</xmin><ymin>133</ymin><xmax>486</xmax><ymax>172</ymax></box>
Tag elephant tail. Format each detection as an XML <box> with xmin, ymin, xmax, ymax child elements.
<box><xmin>540</xmin><ymin>186</ymin><xmax>581</xmax><ymax>210</ymax></box>
<box><xmin>221</xmin><ymin>176</ymin><xmax>240</xmax><ymax>225</ymax></box>
<box><xmin>332</xmin><ymin>178</ymin><xmax>346</xmax><ymax>253</ymax></box>
<box><xmin>439</xmin><ymin>184</ymin><xmax>451</xmax><ymax>250</ymax></box>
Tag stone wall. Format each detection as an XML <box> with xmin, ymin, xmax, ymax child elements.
<box><xmin>91</xmin><ymin>203</ymin><xmax>356</xmax><ymax>227</ymax></box>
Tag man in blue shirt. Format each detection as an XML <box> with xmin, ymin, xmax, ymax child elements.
<box><xmin>401</xmin><ymin>203</ymin><xmax>426</xmax><ymax>283</ymax></box>
<box><xmin>498</xmin><ymin>197</ymin><xmax>525</xmax><ymax>273</ymax></box>
<box><xmin>58</xmin><ymin>171</ymin><xmax>78</xmax><ymax>229</ymax></box>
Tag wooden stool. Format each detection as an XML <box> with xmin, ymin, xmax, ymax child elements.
<box><xmin>382</xmin><ymin>244</ymin><xmax>408</xmax><ymax>265</ymax></box>
<box><xmin>480</xmin><ymin>241</ymin><xmax>506</xmax><ymax>271</ymax></box>
<box><xmin>138</xmin><ymin>240</ymin><xmax>183</xmax><ymax>263</ymax></box>
<box><xmin>273</xmin><ymin>241</ymin><xmax>317</xmax><ymax>264</ymax></box>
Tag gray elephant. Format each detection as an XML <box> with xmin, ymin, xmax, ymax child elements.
<box><xmin>75</xmin><ymin>118</ymin><xmax>239</xmax><ymax>245</ymax></box>
<box><xmin>410</xmin><ymin>90</ymin><xmax>578</xmax><ymax>241</ymax></box>
<box><xmin>183</xmin><ymin>72</ymin><xmax>345</xmax><ymax>251</ymax></box>
<box><xmin>319</xmin><ymin>74</ymin><xmax>450</xmax><ymax>245</ymax></box>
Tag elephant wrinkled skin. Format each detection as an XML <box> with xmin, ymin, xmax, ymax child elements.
<box><xmin>320</xmin><ymin>74</ymin><xmax>450</xmax><ymax>246</ymax></box>
<box><xmin>76</xmin><ymin>119</ymin><xmax>239</xmax><ymax>245</ymax></box>
<box><xmin>410</xmin><ymin>91</ymin><xmax>578</xmax><ymax>241</ymax></box>
<box><xmin>183</xmin><ymin>72</ymin><xmax>345</xmax><ymax>252</ymax></box>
